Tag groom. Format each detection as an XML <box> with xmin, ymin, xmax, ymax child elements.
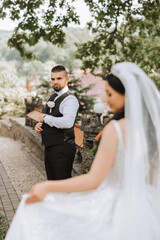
<box><xmin>34</xmin><ymin>65</ymin><xmax>79</xmax><ymax>180</ymax></box>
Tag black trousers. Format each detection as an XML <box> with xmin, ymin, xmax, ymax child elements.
<box><xmin>44</xmin><ymin>144</ymin><xmax>76</xmax><ymax>180</ymax></box>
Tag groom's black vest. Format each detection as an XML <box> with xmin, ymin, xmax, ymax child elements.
<box><xmin>41</xmin><ymin>91</ymin><xmax>76</xmax><ymax>147</ymax></box>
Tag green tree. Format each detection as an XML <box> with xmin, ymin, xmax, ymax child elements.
<box><xmin>0</xmin><ymin>1</ymin><xmax>160</xmax><ymax>84</ymax></box>
<box><xmin>68</xmin><ymin>73</ymin><xmax>96</xmax><ymax>121</ymax></box>
<box><xmin>0</xmin><ymin>0</ymin><xmax>80</xmax><ymax>59</ymax></box>
<box><xmin>0</xmin><ymin>28</ymin><xmax>92</xmax><ymax>77</ymax></box>
<box><xmin>76</xmin><ymin>1</ymin><xmax>160</xmax><ymax>72</ymax></box>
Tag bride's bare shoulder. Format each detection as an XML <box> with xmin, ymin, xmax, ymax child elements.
<box><xmin>102</xmin><ymin>118</ymin><xmax>125</xmax><ymax>139</ymax></box>
<box><xmin>100</xmin><ymin>121</ymin><xmax>119</xmax><ymax>150</ymax></box>
<box><xmin>102</xmin><ymin>121</ymin><xmax>117</xmax><ymax>139</ymax></box>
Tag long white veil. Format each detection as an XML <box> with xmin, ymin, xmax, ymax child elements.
<box><xmin>111</xmin><ymin>62</ymin><xmax>160</xmax><ymax>239</ymax></box>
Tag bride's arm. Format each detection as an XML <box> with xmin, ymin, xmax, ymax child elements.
<box><xmin>26</xmin><ymin>122</ymin><xmax>118</xmax><ymax>204</ymax></box>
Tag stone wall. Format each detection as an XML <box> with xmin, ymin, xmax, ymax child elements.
<box><xmin>0</xmin><ymin>118</ymin><xmax>44</xmax><ymax>161</ymax></box>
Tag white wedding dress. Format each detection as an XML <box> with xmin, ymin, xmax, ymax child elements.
<box><xmin>5</xmin><ymin>62</ymin><xmax>160</xmax><ymax>240</ymax></box>
<box><xmin>5</xmin><ymin>120</ymin><xmax>126</xmax><ymax>240</ymax></box>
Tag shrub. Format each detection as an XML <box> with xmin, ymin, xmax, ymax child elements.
<box><xmin>0</xmin><ymin>214</ymin><xmax>7</xmax><ymax>240</ymax></box>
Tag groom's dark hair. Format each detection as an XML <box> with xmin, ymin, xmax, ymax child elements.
<box><xmin>51</xmin><ymin>65</ymin><xmax>68</xmax><ymax>77</ymax></box>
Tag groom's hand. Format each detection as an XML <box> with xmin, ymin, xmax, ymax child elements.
<box><xmin>34</xmin><ymin>123</ymin><xmax>43</xmax><ymax>134</ymax></box>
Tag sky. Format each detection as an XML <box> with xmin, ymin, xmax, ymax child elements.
<box><xmin>0</xmin><ymin>0</ymin><xmax>91</xmax><ymax>31</ymax></box>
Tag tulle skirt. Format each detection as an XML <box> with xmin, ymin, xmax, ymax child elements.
<box><xmin>5</xmin><ymin>184</ymin><xmax>160</xmax><ymax>240</ymax></box>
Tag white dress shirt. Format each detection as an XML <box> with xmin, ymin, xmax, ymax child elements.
<box><xmin>43</xmin><ymin>86</ymin><xmax>79</xmax><ymax>128</ymax></box>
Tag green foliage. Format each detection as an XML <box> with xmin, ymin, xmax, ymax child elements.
<box><xmin>0</xmin><ymin>28</ymin><xmax>92</xmax><ymax>73</ymax></box>
<box><xmin>0</xmin><ymin>1</ymin><xmax>160</xmax><ymax>87</ymax></box>
<box><xmin>87</xmin><ymin>144</ymin><xmax>98</xmax><ymax>157</ymax></box>
<box><xmin>0</xmin><ymin>214</ymin><xmax>7</xmax><ymax>240</ymax></box>
<box><xmin>76</xmin><ymin>0</ymin><xmax>160</xmax><ymax>82</ymax></box>
<box><xmin>0</xmin><ymin>0</ymin><xmax>80</xmax><ymax>59</ymax></box>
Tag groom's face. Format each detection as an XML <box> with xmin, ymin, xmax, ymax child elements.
<box><xmin>51</xmin><ymin>71</ymin><xmax>69</xmax><ymax>92</ymax></box>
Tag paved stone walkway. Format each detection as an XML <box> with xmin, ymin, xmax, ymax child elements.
<box><xmin>0</xmin><ymin>136</ymin><xmax>46</xmax><ymax>228</ymax></box>
<box><xmin>0</xmin><ymin>160</ymin><xmax>19</xmax><ymax>226</ymax></box>
<box><xmin>0</xmin><ymin>135</ymin><xmax>80</xmax><ymax>233</ymax></box>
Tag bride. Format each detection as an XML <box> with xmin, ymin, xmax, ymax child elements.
<box><xmin>5</xmin><ymin>62</ymin><xmax>160</xmax><ymax>240</ymax></box>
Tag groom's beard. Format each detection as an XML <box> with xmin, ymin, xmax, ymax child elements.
<box><xmin>53</xmin><ymin>86</ymin><xmax>62</xmax><ymax>92</ymax></box>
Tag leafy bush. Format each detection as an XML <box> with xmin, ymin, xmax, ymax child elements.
<box><xmin>0</xmin><ymin>214</ymin><xmax>7</xmax><ymax>240</ymax></box>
